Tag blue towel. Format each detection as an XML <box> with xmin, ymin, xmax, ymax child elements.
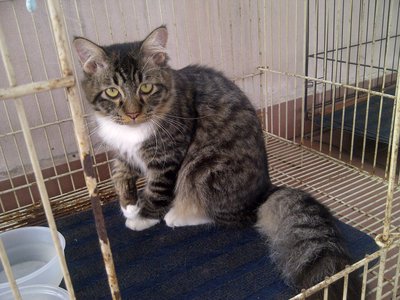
<box><xmin>58</xmin><ymin>201</ymin><xmax>378</xmax><ymax>299</ymax></box>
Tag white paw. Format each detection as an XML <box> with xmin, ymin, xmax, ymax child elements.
<box><xmin>122</xmin><ymin>204</ymin><xmax>159</xmax><ymax>231</ymax></box>
<box><xmin>121</xmin><ymin>204</ymin><xmax>140</xmax><ymax>219</ymax></box>
<box><xmin>164</xmin><ymin>208</ymin><xmax>211</xmax><ymax>228</ymax></box>
<box><xmin>125</xmin><ymin>216</ymin><xmax>160</xmax><ymax>231</ymax></box>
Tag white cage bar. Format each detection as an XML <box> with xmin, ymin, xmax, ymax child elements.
<box><xmin>0</xmin><ymin>0</ymin><xmax>399</xmax><ymax>299</ymax></box>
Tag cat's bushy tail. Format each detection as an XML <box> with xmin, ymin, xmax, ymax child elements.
<box><xmin>256</xmin><ymin>187</ymin><xmax>362</xmax><ymax>300</ymax></box>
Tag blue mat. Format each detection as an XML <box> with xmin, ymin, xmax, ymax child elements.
<box><xmin>315</xmin><ymin>87</ymin><xmax>395</xmax><ymax>144</ymax></box>
<box><xmin>57</xmin><ymin>201</ymin><xmax>378</xmax><ymax>299</ymax></box>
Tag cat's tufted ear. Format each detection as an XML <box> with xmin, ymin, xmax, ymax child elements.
<box><xmin>73</xmin><ymin>38</ymin><xmax>108</xmax><ymax>75</ymax></box>
<box><xmin>141</xmin><ymin>26</ymin><xmax>168</xmax><ymax>66</ymax></box>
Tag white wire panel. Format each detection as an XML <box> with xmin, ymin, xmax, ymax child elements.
<box><xmin>261</xmin><ymin>0</ymin><xmax>400</xmax><ymax>176</ymax></box>
<box><xmin>266</xmin><ymin>133</ymin><xmax>399</xmax><ymax>237</ymax></box>
<box><xmin>267</xmin><ymin>133</ymin><xmax>400</xmax><ymax>299</ymax></box>
<box><xmin>307</xmin><ymin>0</ymin><xmax>399</xmax><ymax>92</ymax></box>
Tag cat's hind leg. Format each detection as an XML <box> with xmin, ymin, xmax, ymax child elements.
<box><xmin>164</xmin><ymin>194</ymin><xmax>212</xmax><ymax>228</ymax></box>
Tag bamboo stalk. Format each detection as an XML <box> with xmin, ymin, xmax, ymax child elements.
<box><xmin>0</xmin><ymin>76</ymin><xmax>74</xmax><ymax>101</ymax></box>
<box><xmin>45</xmin><ymin>1</ymin><xmax>121</xmax><ymax>299</ymax></box>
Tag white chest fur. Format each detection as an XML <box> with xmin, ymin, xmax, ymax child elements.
<box><xmin>96</xmin><ymin>115</ymin><xmax>153</xmax><ymax>174</ymax></box>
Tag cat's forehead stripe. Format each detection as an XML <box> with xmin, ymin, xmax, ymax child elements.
<box><xmin>118</xmin><ymin>68</ymin><xmax>128</xmax><ymax>82</ymax></box>
<box><xmin>130</xmin><ymin>67</ymin><xmax>135</xmax><ymax>81</ymax></box>
<box><xmin>134</xmin><ymin>71</ymin><xmax>141</xmax><ymax>85</ymax></box>
<box><xmin>112</xmin><ymin>75</ymin><xmax>119</xmax><ymax>86</ymax></box>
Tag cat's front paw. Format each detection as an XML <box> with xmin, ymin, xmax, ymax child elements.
<box><xmin>125</xmin><ymin>217</ymin><xmax>159</xmax><ymax>231</ymax></box>
<box><xmin>122</xmin><ymin>204</ymin><xmax>159</xmax><ymax>231</ymax></box>
<box><xmin>121</xmin><ymin>204</ymin><xmax>140</xmax><ymax>219</ymax></box>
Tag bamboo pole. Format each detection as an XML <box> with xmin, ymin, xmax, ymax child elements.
<box><xmin>0</xmin><ymin>76</ymin><xmax>74</xmax><ymax>100</ymax></box>
<box><xmin>45</xmin><ymin>1</ymin><xmax>121</xmax><ymax>299</ymax></box>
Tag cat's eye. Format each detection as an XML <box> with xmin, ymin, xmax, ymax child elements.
<box><xmin>139</xmin><ymin>83</ymin><xmax>153</xmax><ymax>94</ymax></box>
<box><xmin>105</xmin><ymin>88</ymin><xmax>120</xmax><ymax>98</ymax></box>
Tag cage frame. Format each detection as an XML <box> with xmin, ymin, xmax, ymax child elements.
<box><xmin>0</xmin><ymin>0</ymin><xmax>399</xmax><ymax>299</ymax></box>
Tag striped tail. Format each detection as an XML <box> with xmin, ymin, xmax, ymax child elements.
<box><xmin>256</xmin><ymin>187</ymin><xmax>362</xmax><ymax>299</ymax></box>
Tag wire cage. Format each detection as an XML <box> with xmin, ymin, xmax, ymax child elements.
<box><xmin>0</xmin><ymin>0</ymin><xmax>399</xmax><ymax>299</ymax></box>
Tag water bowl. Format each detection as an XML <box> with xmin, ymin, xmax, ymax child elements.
<box><xmin>0</xmin><ymin>284</ymin><xmax>69</xmax><ymax>300</ymax></box>
<box><xmin>0</xmin><ymin>226</ymin><xmax>66</xmax><ymax>294</ymax></box>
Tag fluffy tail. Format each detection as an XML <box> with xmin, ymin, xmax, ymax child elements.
<box><xmin>256</xmin><ymin>186</ymin><xmax>361</xmax><ymax>299</ymax></box>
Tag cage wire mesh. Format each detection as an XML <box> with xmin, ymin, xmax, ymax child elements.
<box><xmin>0</xmin><ymin>0</ymin><xmax>400</xmax><ymax>299</ymax></box>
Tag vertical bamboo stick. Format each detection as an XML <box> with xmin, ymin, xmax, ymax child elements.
<box><xmin>45</xmin><ymin>1</ymin><xmax>120</xmax><ymax>299</ymax></box>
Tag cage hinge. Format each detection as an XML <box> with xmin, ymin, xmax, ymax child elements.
<box><xmin>375</xmin><ymin>233</ymin><xmax>400</xmax><ymax>248</ymax></box>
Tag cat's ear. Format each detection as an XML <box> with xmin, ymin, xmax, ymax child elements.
<box><xmin>73</xmin><ymin>38</ymin><xmax>108</xmax><ymax>75</ymax></box>
<box><xmin>141</xmin><ymin>26</ymin><xmax>168</xmax><ymax>66</ymax></box>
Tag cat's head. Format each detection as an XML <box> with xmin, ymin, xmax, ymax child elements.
<box><xmin>73</xmin><ymin>26</ymin><xmax>172</xmax><ymax>125</ymax></box>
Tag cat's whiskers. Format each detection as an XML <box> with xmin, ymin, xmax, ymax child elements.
<box><xmin>152</xmin><ymin>119</ymin><xmax>176</xmax><ymax>145</ymax></box>
<box><xmin>93</xmin><ymin>140</ymin><xmax>110</xmax><ymax>155</ymax></box>
<box><xmin>159</xmin><ymin>112</ymin><xmax>219</xmax><ymax>121</ymax></box>
<box><xmin>85</xmin><ymin>118</ymin><xmax>99</xmax><ymax>126</ymax></box>
<box><xmin>110</xmin><ymin>114</ymin><xmax>126</xmax><ymax>125</ymax></box>
<box><xmin>89</xmin><ymin>128</ymin><xmax>100</xmax><ymax>137</ymax></box>
<box><xmin>85</xmin><ymin>118</ymin><xmax>101</xmax><ymax>132</ymax></box>
<box><xmin>88</xmin><ymin>123</ymin><xmax>103</xmax><ymax>137</ymax></box>
<box><xmin>151</xmin><ymin>118</ymin><xmax>176</xmax><ymax>146</ymax></box>
<box><xmin>162</xmin><ymin>118</ymin><xmax>186</xmax><ymax>134</ymax></box>
<box><xmin>152</xmin><ymin>114</ymin><xmax>187</xmax><ymax>135</ymax></box>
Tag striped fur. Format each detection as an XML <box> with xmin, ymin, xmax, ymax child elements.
<box><xmin>257</xmin><ymin>187</ymin><xmax>361</xmax><ymax>299</ymax></box>
<box><xmin>74</xmin><ymin>26</ymin><xmax>360</xmax><ymax>298</ymax></box>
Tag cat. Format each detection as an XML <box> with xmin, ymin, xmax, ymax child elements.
<box><xmin>73</xmin><ymin>26</ymin><xmax>361</xmax><ymax>299</ymax></box>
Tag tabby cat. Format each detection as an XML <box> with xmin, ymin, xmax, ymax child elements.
<box><xmin>73</xmin><ymin>26</ymin><xmax>360</xmax><ymax>299</ymax></box>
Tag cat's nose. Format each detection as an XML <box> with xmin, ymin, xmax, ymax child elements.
<box><xmin>126</xmin><ymin>112</ymin><xmax>139</xmax><ymax>120</ymax></box>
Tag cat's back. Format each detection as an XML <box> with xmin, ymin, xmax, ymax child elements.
<box><xmin>176</xmin><ymin>65</ymin><xmax>257</xmax><ymax>120</ymax></box>
<box><xmin>178</xmin><ymin>65</ymin><xmax>236</xmax><ymax>90</ymax></box>
<box><xmin>175</xmin><ymin>64</ymin><xmax>267</xmax><ymax>162</ymax></box>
